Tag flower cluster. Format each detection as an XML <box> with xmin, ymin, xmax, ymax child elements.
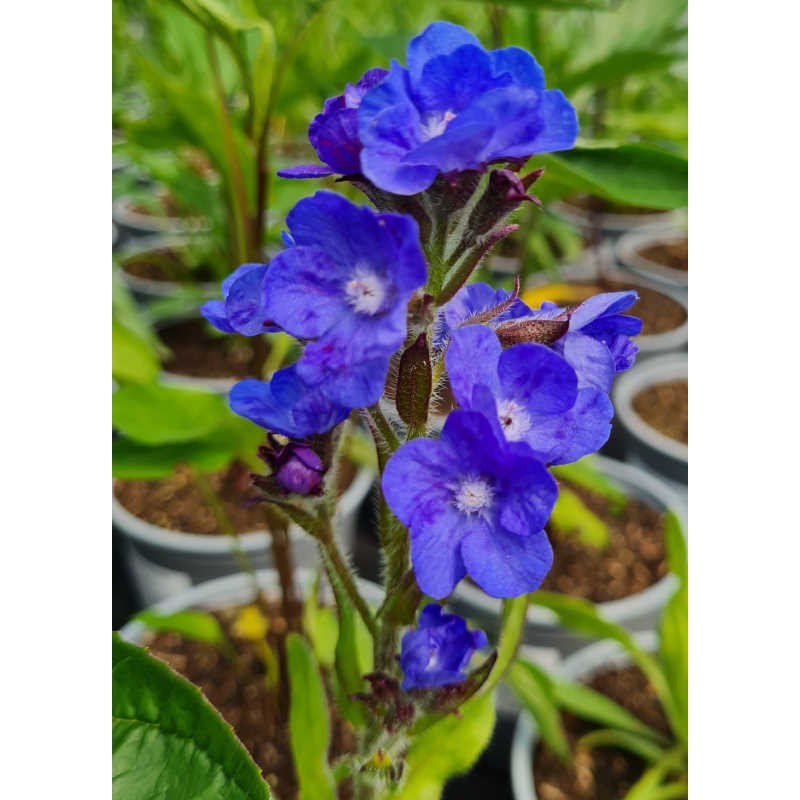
<box><xmin>203</xmin><ymin>20</ymin><xmax>642</xmax><ymax>706</ymax></box>
<box><xmin>280</xmin><ymin>21</ymin><xmax>577</xmax><ymax>196</ymax></box>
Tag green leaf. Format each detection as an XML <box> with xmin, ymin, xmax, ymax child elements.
<box><xmin>550</xmin><ymin>486</ymin><xmax>610</xmax><ymax>549</ymax></box>
<box><xmin>506</xmin><ymin>660</ymin><xmax>569</xmax><ymax>760</ymax></box>
<box><xmin>133</xmin><ymin>609</ymin><xmax>230</xmax><ymax>651</ymax></box>
<box><xmin>112</xmin><ymin>384</ymin><xmax>227</xmax><ymax>445</ymax></box>
<box><xmin>457</xmin><ymin>0</ymin><xmax>613</xmax><ymax>8</ymax></box>
<box><xmin>286</xmin><ymin>633</ymin><xmax>336</xmax><ymax>800</ymax></box>
<box><xmin>560</xmin><ymin>50</ymin><xmax>681</xmax><ymax>94</ymax></box>
<box><xmin>623</xmin><ymin>747</ymin><xmax>687</xmax><ymax>800</ymax></box>
<box><xmin>391</xmin><ymin>692</ymin><xmax>495</xmax><ymax>800</ymax></box>
<box><xmin>112</xmin><ymin>634</ymin><xmax>271</xmax><ymax>800</ymax></box>
<box><xmin>530</xmin><ymin>592</ymin><xmax>680</xmax><ymax>736</ymax></box>
<box><xmin>552</xmin><ymin>457</ymin><xmax>628</xmax><ymax>514</ymax></box>
<box><xmin>113</xmin><ymin>319</ymin><xmax>160</xmax><ymax>385</ymax></box>
<box><xmin>578</xmin><ymin>728</ymin><xmax>666</xmax><ymax>764</ymax></box>
<box><xmin>112</xmin><ymin>435</ymin><xmax>233</xmax><ymax>479</ymax></box>
<box><xmin>663</xmin><ymin>511</ymin><xmax>687</xmax><ymax>584</ymax></box>
<box><xmin>553</xmin><ymin>679</ymin><xmax>667</xmax><ymax>743</ymax></box>
<box><xmin>659</xmin><ymin>584</ymin><xmax>687</xmax><ymax>745</ymax></box>
<box><xmin>302</xmin><ymin>572</ymin><xmax>339</xmax><ymax>669</ymax></box>
<box><xmin>538</xmin><ymin>145</ymin><xmax>688</xmax><ymax>210</ymax></box>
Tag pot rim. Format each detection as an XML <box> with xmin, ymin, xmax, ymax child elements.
<box><xmin>511</xmin><ymin>630</ymin><xmax>660</xmax><ymax>800</ymax></box>
<box><xmin>451</xmin><ymin>455</ymin><xmax>686</xmax><ymax>629</ymax></box>
<box><xmin>115</xmin><ymin>235</ymin><xmax>221</xmax><ymax>298</ymax></box>
<box><xmin>551</xmin><ymin>199</ymin><xmax>683</xmax><ymax>233</ymax></box>
<box><xmin>112</xmin><ymin>466</ymin><xmax>375</xmax><ymax>555</ymax></box>
<box><xmin>615</xmin><ymin>228</ymin><xmax>688</xmax><ymax>289</ymax></box>
<box><xmin>525</xmin><ymin>245</ymin><xmax>688</xmax><ymax>353</ymax></box>
<box><xmin>612</xmin><ymin>354</ymin><xmax>689</xmax><ymax>463</ymax></box>
<box><xmin>113</xmin><ymin>194</ymin><xmax>210</xmax><ymax>235</ymax></box>
<box><xmin>119</xmin><ymin>566</ymin><xmax>384</xmax><ymax>644</ymax></box>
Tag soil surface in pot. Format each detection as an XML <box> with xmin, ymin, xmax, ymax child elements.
<box><xmin>632</xmin><ymin>380</ymin><xmax>689</xmax><ymax>445</ymax></box>
<box><xmin>160</xmin><ymin>318</ymin><xmax>270</xmax><ymax>379</ymax></box>
<box><xmin>638</xmin><ymin>239</ymin><xmax>688</xmax><ymax>272</ymax></box>
<box><xmin>540</xmin><ymin>479</ymin><xmax>668</xmax><ymax>603</ymax></box>
<box><xmin>121</xmin><ymin>248</ymin><xmax>219</xmax><ymax>285</ymax></box>
<box><xmin>114</xmin><ymin>460</ymin><xmax>357</xmax><ymax>536</ymax></box>
<box><xmin>533</xmin><ymin>665</ymin><xmax>678</xmax><ymax>800</ymax></box>
<box><xmin>145</xmin><ymin>598</ymin><xmax>355</xmax><ymax>800</ymax></box>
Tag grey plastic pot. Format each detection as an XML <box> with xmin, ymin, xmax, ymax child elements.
<box><xmin>115</xmin><ymin>235</ymin><xmax>220</xmax><ymax>304</ymax></box>
<box><xmin>612</xmin><ymin>354</ymin><xmax>688</xmax><ymax>485</ymax></box>
<box><xmin>113</xmin><ymin>194</ymin><xmax>211</xmax><ymax>241</ymax></box>
<box><xmin>113</xmin><ymin>467</ymin><xmax>375</xmax><ymax>606</ymax></box>
<box><xmin>119</xmin><ymin>567</ymin><xmax>385</xmax><ymax>644</ymax></box>
<box><xmin>526</xmin><ymin>245</ymin><xmax>688</xmax><ymax>359</ymax></box>
<box><xmin>510</xmin><ymin>631</ymin><xmax>659</xmax><ymax>800</ymax></box>
<box><xmin>551</xmin><ymin>198</ymin><xmax>683</xmax><ymax>242</ymax></box>
<box><xmin>615</xmin><ymin>228</ymin><xmax>688</xmax><ymax>293</ymax></box>
<box><xmin>449</xmin><ymin>456</ymin><xmax>686</xmax><ymax>658</ymax></box>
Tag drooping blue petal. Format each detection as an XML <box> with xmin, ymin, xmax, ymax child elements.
<box><xmin>201</xmin><ymin>262</ymin><xmax>275</xmax><ymax>336</ymax></box>
<box><xmin>461</xmin><ymin>526</ymin><xmax>553</xmax><ymax>598</ymax></box>
<box><xmin>276</xmin><ymin>164</ymin><xmax>335</xmax><ymax>179</ymax></box>
<box><xmin>200</xmin><ymin>299</ymin><xmax>236</xmax><ymax>334</ymax></box>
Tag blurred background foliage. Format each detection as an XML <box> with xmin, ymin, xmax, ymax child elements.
<box><xmin>113</xmin><ymin>0</ymin><xmax>687</xmax><ymax>273</ymax></box>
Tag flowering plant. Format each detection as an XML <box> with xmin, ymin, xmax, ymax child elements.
<box><xmin>115</xmin><ymin>21</ymin><xmax>642</xmax><ymax>800</ymax></box>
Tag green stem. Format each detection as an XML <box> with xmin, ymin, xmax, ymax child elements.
<box><xmin>483</xmin><ymin>594</ymin><xmax>530</xmax><ymax>694</ymax></box>
<box><xmin>205</xmin><ymin>32</ymin><xmax>251</xmax><ymax>264</ymax></box>
<box><xmin>367</xmin><ymin>404</ymin><xmax>400</xmax><ymax>455</ymax></box>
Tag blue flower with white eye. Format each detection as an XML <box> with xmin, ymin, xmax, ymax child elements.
<box><xmin>446</xmin><ymin>325</ymin><xmax>612</xmax><ymax>466</ymax></box>
<box><xmin>357</xmin><ymin>21</ymin><xmax>578</xmax><ymax>195</ymax></box>
<box><xmin>399</xmin><ymin>604</ymin><xmax>488</xmax><ymax>690</ymax></box>
<box><xmin>382</xmin><ymin>409</ymin><xmax>556</xmax><ymax>599</ymax></box>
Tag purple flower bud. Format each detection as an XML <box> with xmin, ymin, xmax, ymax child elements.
<box><xmin>400</xmin><ymin>604</ymin><xmax>487</xmax><ymax>690</ymax></box>
<box><xmin>258</xmin><ymin>437</ymin><xmax>326</xmax><ymax>496</ymax></box>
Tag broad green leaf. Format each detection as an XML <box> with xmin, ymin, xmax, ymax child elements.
<box><xmin>659</xmin><ymin>584</ymin><xmax>687</xmax><ymax>745</ymax></box>
<box><xmin>537</xmin><ymin>145</ymin><xmax>688</xmax><ymax>210</ymax></box>
<box><xmin>560</xmin><ymin>50</ymin><xmax>681</xmax><ymax>94</ymax></box>
<box><xmin>112</xmin><ymin>435</ymin><xmax>234</xmax><ymax>479</ymax></box>
<box><xmin>112</xmin><ymin>384</ymin><xmax>227</xmax><ymax>445</ymax></box>
<box><xmin>550</xmin><ymin>486</ymin><xmax>610</xmax><ymax>549</ymax></box>
<box><xmin>391</xmin><ymin>692</ymin><xmax>495</xmax><ymax>800</ymax></box>
<box><xmin>553</xmin><ymin>680</ymin><xmax>667</xmax><ymax>743</ymax></box>
<box><xmin>112</xmin><ymin>634</ymin><xmax>271</xmax><ymax>800</ymax></box>
<box><xmin>663</xmin><ymin>511</ymin><xmax>687</xmax><ymax>584</ymax></box>
<box><xmin>578</xmin><ymin>728</ymin><xmax>666</xmax><ymax>764</ymax></box>
<box><xmin>133</xmin><ymin>609</ymin><xmax>230</xmax><ymax>652</ymax></box>
<box><xmin>286</xmin><ymin>633</ymin><xmax>336</xmax><ymax>800</ymax></box>
<box><xmin>530</xmin><ymin>592</ymin><xmax>680</xmax><ymax>737</ymax></box>
<box><xmin>302</xmin><ymin>572</ymin><xmax>339</xmax><ymax>668</ymax></box>
<box><xmin>507</xmin><ymin>660</ymin><xmax>569</xmax><ymax>760</ymax></box>
<box><xmin>552</xmin><ymin>457</ymin><xmax>628</xmax><ymax>514</ymax></box>
<box><xmin>113</xmin><ymin>320</ymin><xmax>160</xmax><ymax>385</ymax></box>
<box><xmin>484</xmin><ymin>594</ymin><xmax>529</xmax><ymax>693</ymax></box>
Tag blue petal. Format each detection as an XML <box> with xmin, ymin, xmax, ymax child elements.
<box><xmin>446</xmin><ymin>325</ymin><xmax>503</xmax><ymax>405</ymax></box>
<box><xmin>569</xmin><ymin>291</ymin><xmax>639</xmax><ymax>330</ymax></box>
<box><xmin>406</xmin><ymin>22</ymin><xmax>482</xmax><ymax>83</ymax></box>
<box><xmin>559</xmin><ymin>333</ymin><xmax>616</xmax><ymax>393</ymax></box>
<box><xmin>225</xmin><ymin>263</ymin><xmax>271</xmax><ymax>336</ymax></box>
<box><xmin>200</xmin><ymin>299</ymin><xmax>236</xmax><ymax>334</ymax></box>
<box><xmin>276</xmin><ymin>164</ymin><xmax>335</xmax><ymax>179</ymax></box>
<box><xmin>309</xmin><ymin>106</ymin><xmax>361</xmax><ymax>174</ymax></box>
<box><xmin>262</xmin><ymin>244</ymin><xmax>349</xmax><ymax>340</ymax></box>
<box><xmin>498</xmin><ymin>343</ymin><xmax>577</xmax><ymax>415</ymax></box>
<box><xmin>409</xmin><ymin>506</ymin><xmax>471</xmax><ymax>599</ymax></box>
<box><xmin>490</xmin><ymin>46</ymin><xmax>545</xmax><ymax>91</ymax></box>
<box><xmin>461</xmin><ymin>526</ymin><xmax>553</xmax><ymax>598</ymax></box>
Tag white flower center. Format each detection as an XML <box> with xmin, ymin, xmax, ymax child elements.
<box><xmin>453</xmin><ymin>476</ymin><xmax>494</xmax><ymax>516</ymax></box>
<box><xmin>421</xmin><ymin>109</ymin><xmax>457</xmax><ymax>141</ymax></box>
<box><xmin>497</xmin><ymin>398</ymin><xmax>532</xmax><ymax>442</ymax></box>
<box><xmin>345</xmin><ymin>267</ymin><xmax>385</xmax><ymax>315</ymax></box>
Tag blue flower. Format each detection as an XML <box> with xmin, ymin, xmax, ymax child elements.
<box><xmin>278</xmin><ymin>68</ymin><xmax>388</xmax><ymax>180</ymax></box>
<box><xmin>261</xmin><ymin>191</ymin><xmax>427</xmax><ymax>410</ymax></box>
<box><xmin>399</xmin><ymin>604</ymin><xmax>488</xmax><ymax>690</ymax></box>
<box><xmin>446</xmin><ymin>325</ymin><xmax>612</xmax><ymax>465</ymax></box>
<box><xmin>382</xmin><ymin>409</ymin><xmax>556</xmax><ymax>599</ymax></box>
<box><xmin>357</xmin><ymin>21</ymin><xmax>578</xmax><ymax>195</ymax></box>
<box><xmin>200</xmin><ymin>263</ymin><xmax>279</xmax><ymax>336</ymax></box>
<box><xmin>229</xmin><ymin>369</ymin><xmax>350</xmax><ymax>439</ymax></box>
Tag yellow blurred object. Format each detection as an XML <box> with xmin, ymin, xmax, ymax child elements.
<box><xmin>232</xmin><ymin>604</ymin><xmax>270</xmax><ymax>642</ymax></box>
<box><xmin>368</xmin><ymin>749</ymin><xmax>393</xmax><ymax>770</ymax></box>
<box><xmin>521</xmin><ymin>283</ymin><xmax>587</xmax><ymax>309</ymax></box>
